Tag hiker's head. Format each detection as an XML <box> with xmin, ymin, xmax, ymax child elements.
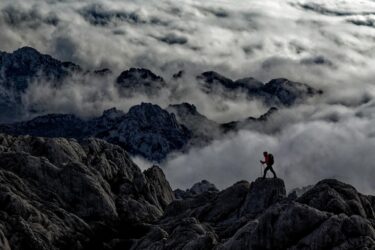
<box><xmin>263</xmin><ymin>151</ymin><xmax>268</xmax><ymax>157</ymax></box>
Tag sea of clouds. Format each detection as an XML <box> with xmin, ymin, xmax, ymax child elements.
<box><xmin>1</xmin><ymin>0</ymin><xmax>375</xmax><ymax>193</ymax></box>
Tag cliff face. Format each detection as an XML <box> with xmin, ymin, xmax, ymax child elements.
<box><xmin>0</xmin><ymin>134</ymin><xmax>174</xmax><ymax>249</ymax></box>
<box><xmin>0</xmin><ymin>134</ymin><xmax>374</xmax><ymax>250</ymax></box>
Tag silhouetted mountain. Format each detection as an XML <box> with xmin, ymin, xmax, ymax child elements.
<box><xmin>116</xmin><ymin>68</ymin><xmax>166</xmax><ymax>96</ymax></box>
<box><xmin>0</xmin><ymin>103</ymin><xmax>190</xmax><ymax>162</ymax></box>
<box><xmin>174</xmin><ymin>179</ymin><xmax>219</xmax><ymax>199</ymax></box>
<box><xmin>197</xmin><ymin>71</ymin><xmax>322</xmax><ymax>106</ymax></box>
<box><xmin>97</xmin><ymin>103</ymin><xmax>191</xmax><ymax>161</ymax></box>
<box><xmin>1</xmin><ymin>134</ymin><xmax>374</xmax><ymax>249</ymax></box>
<box><xmin>221</xmin><ymin>107</ymin><xmax>278</xmax><ymax>132</ymax></box>
<box><xmin>0</xmin><ymin>46</ymin><xmax>322</xmax><ymax>123</ymax></box>
<box><xmin>0</xmin><ymin>102</ymin><xmax>279</xmax><ymax>161</ymax></box>
<box><xmin>168</xmin><ymin>103</ymin><xmax>279</xmax><ymax>142</ymax></box>
<box><xmin>0</xmin><ymin>47</ymin><xmax>81</xmax><ymax>121</ymax></box>
<box><xmin>0</xmin><ymin>47</ymin><xmax>81</xmax><ymax>91</ymax></box>
<box><xmin>167</xmin><ymin>103</ymin><xmax>221</xmax><ymax>144</ymax></box>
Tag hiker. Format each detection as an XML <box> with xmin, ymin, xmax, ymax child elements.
<box><xmin>260</xmin><ymin>151</ymin><xmax>277</xmax><ymax>178</ymax></box>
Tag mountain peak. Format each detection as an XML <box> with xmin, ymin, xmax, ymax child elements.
<box><xmin>116</xmin><ymin>68</ymin><xmax>166</xmax><ymax>96</ymax></box>
<box><xmin>101</xmin><ymin>107</ymin><xmax>125</xmax><ymax>119</ymax></box>
<box><xmin>168</xmin><ymin>102</ymin><xmax>198</xmax><ymax>115</ymax></box>
<box><xmin>13</xmin><ymin>46</ymin><xmax>41</xmax><ymax>55</ymax></box>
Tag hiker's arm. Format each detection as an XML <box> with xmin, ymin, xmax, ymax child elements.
<box><xmin>260</xmin><ymin>160</ymin><xmax>265</xmax><ymax>164</ymax></box>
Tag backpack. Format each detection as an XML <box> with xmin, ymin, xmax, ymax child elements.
<box><xmin>268</xmin><ymin>154</ymin><xmax>274</xmax><ymax>165</ymax></box>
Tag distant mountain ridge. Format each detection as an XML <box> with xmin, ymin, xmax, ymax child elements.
<box><xmin>0</xmin><ymin>102</ymin><xmax>276</xmax><ymax>161</ymax></box>
<box><xmin>0</xmin><ymin>47</ymin><xmax>81</xmax><ymax>121</ymax></box>
<box><xmin>0</xmin><ymin>46</ymin><xmax>322</xmax><ymax>122</ymax></box>
<box><xmin>197</xmin><ymin>71</ymin><xmax>323</xmax><ymax>106</ymax></box>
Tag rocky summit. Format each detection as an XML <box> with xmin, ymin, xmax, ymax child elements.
<box><xmin>0</xmin><ymin>134</ymin><xmax>374</xmax><ymax>250</ymax></box>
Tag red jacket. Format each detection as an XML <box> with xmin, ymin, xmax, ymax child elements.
<box><xmin>262</xmin><ymin>154</ymin><xmax>271</xmax><ymax>165</ymax></box>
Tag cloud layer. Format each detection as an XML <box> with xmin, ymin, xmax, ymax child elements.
<box><xmin>1</xmin><ymin>0</ymin><xmax>374</xmax><ymax>83</ymax></box>
<box><xmin>1</xmin><ymin>0</ymin><xmax>375</xmax><ymax>193</ymax></box>
<box><xmin>163</xmin><ymin>101</ymin><xmax>375</xmax><ymax>194</ymax></box>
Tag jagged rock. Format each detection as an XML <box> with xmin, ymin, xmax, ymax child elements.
<box><xmin>88</xmin><ymin>107</ymin><xmax>125</xmax><ymax>134</ymax></box>
<box><xmin>234</xmin><ymin>77</ymin><xmax>264</xmax><ymax>90</ymax></box>
<box><xmin>167</xmin><ymin>103</ymin><xmax>221</xmax><ymax>144</ymax></box>
<box><xmin>288</xmin><ymin>184</ymin><xmax>313</xmax><ymax>200</ymax></box>
<box><xmin>132</xmin><ymin>218</ymin><xmax>218</xmax><ymax>250</ymax></box>
<box><xmin>0</xmin><ymin>46</ymin><xmax>322</xmax><ymax>123</ymax></box>
<box><xmin>240</xmin><ymin>177</ymin><xmax>286</xmax><ymax>217</ymax></box>
<box><xmin>0</xmin><ymin>227</ymin><xmax>10</xmax><ymax>250</ymax></box>
<box><xmin>101</xmin><ymin>103</ymin><xmax>191</xmax><ymax>161</ymax></box>
<box><xmin>116</xmin><ymin>68</ymin><xmax>166</xmax><ymax>96</ymax></box>
<box><xmin>262</xmin><ymin>78</ymin><xmax>323</xmax><ymax>106</ymax></box>
<box><xmin>174</xmin><ymin>180</ymin><xmax>219</xmax><ymax>199</ymax></box>
<box><xmin>0</xmin><ymin>47</ymin><xmax>81</xmax><ymax>121</ymax></box>
<box><xmin>163</xmin><ymin>179</ymin><xmax>286</xmax><ymax>240</ymax></box>
<box><xmin>172</xmin><ymin>70</ymin><xmax>184</xmax><ymax>79</ymax></box>
<box><xmin>93</xmin><ymin>68</ymin><xmax>112</xmax><ymax>76</ymax></box>
<box><xmin>219</xmin><ymin>202</ymin><xmax>330</xmax><ymax>250</ymax></box>
<box><xmin>0</xmin><ymin>103</ymin><xmax>191</xmax><ymax>162</ymax></box>
<box><xmin>144</xmin><ymin>166</ymin><xmax>175</xmax><ymax>210</ymax></box>
<box><xmin>1</xmin><ymin>102</ymin><xmax>280</xmax><ymax>161</ymax></box>
<box><xmin>297</xmin><ymin>179</ymin><xmax>375</xmax><ymax>219</ymax></box>
<box><xmin>220</xmin><ymin>201</ymin><xmax>375</xmax><ymax>250</ymax></box>
<box><xmin>290</xmin><ymin>214</ymin><xmax>375</xmax><ymax>250</ymax></box>
<box><xmin>0</xmin><ymin>134</ymin><xmax>175</xmax><ymax>249</ymax></box>
<box><xmin>1</xmin><ymin>134</ymin><xmax>375</xmax><ymax>250</ymax></box>
<box><xmin>0</xmin><ymin>47</ymin><xmax>80</xmax><ymax>92</ymax></box>
<box><xmin>196</xmin><ymin>71</ymin><xmax>322</xmax><ymax>107</ymax></box>
<box><xmin>221</xmin><ymin>107</ymin><xmax>278</xmax><ymax>132</ymax></box>
<box><xmin>190</xmin><ymin>180</ymin><xmax>219</xmax><ymax>196</ymax></box>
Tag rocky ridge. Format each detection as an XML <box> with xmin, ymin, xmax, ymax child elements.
<box><xmin>0</xmin><ymin>103</ymin><xmax>191</xmax><ymax>162</ymax></box>
<box><xmin>0</xmin><ymin>103</ymin><xmax>276</xmax><ymax>161</ymax></box>
<box><xmin>197</xmin><ymin>71</ymin><xmax>322</xmax><ymax>106</ymax></box>
<box><xmin>0</xmin><ymin>134</ymin><xmax>375</xmax><ymax>249</ymax></box>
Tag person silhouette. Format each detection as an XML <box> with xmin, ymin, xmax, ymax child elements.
<box><xmin>260</xmin><ymin>151</ymin><xmax>277</xmax><ymax>179</ymax></box>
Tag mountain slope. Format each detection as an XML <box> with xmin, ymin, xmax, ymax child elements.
<box><xmin>1</xmin><ymin>133</ymin><xmax>374</xmax><ymax>249</ymax></box>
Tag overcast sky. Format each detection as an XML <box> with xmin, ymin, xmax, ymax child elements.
<box><xmin>1</xmin><ymin>0</ymin><xmax>375</xmax><ymax>193</ymax></box>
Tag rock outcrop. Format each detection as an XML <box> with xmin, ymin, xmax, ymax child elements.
<box><xmin>135</xmin><ymin>177</ymin><xmax>375</xmax><ymax>249</ymax></box>
<box><xmin>1</xmin><ymin>135</ymin><xmax>375</xmax><ymax>250</ymax></box>
<box><xmin>0</xmin><ymin>134</ymin><xmax>175</xmax><ymax>249</ymax></box>
<box><xmin>174</xmin><ymin>180</ymin><xmax>219</xmax><ymax>199</ymax></box>
<box><xmin>297</xmin><ymin>179</ymin><xmax>375</xmax><ymax>219</ymax></box>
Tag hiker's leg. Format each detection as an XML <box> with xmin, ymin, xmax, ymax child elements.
<box><xmin>263</xmin><ymin>166</ymin><xmax>269</xmax><ymax>178</ymax></box>
<box><xmin>270</xmin><ymin>166</ymin><xmax>277</xmax><ymax>178</ymax></box>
